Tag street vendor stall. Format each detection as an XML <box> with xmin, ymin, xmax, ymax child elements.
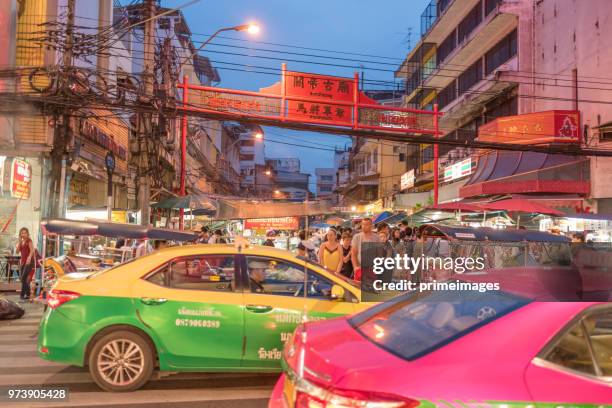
<box><xmin>39</xmin><ymin>219</ymin><xmax>198</xmax><ymax>297</ymax></box>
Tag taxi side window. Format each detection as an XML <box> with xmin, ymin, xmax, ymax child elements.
<box><xmin>543</xmin><ymin>308</ymin><xmax>612</xmax><ymax>378</ymax></box>
<box><xmin>245</xmin><ymin>256</ymin><xmax>335</xmax><ymax>299</ymax></box>
<box><xmin>169</xmin><ymin>255</ymin><xmax>236</xmax><ymax>292</ymax></box>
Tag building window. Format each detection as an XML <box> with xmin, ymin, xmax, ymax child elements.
<box><xmin>437</xmin><ymin>80</ymin><xmax>457</xmax><ymax>109</ymax></box>
<box><xmin>485</xmin><ymin>0</ymin><xmax>500</xmax><ymax>16</ymax></box>
<box><xmin>320</xmin><ymin>175</ymin><xmax>334</xmax><ymax>182</ymax></box>
<box><xmin>458</xmin><ymin>1</ymin><xmax>483</xmax><ymax>43</ymax></box>
<box><xmin>421</xmin><ymin>145</ymin><xmax>434</xmax><ymax>166</ymax></box>
<box><xmin>437</xmin><ymin>31</ymin><xmax>457</xmax><ymax>66</ymax></box>
<box><xmin>372</xmin><ymin>148</ymin><xmax>378</xmax><ymax>165</ymax></box>
<box><xmin>320</xmin><ymin>185</ymin><xmax>333</xmax><ymax>192</ymax></box>
<box><xmin>601</xmin><ymin>130</ymin><xmax>612</xmax><ymax>142</ymax></box>
<box><xmin>458</xmin><ymin>59</ymin><xmax>483</xmax><ymax>96</ymax></box>
<box><xmin>240</xmin><ymin>154</ymin><xmax>254</xmax><ymax>161</ymax></box>
<box><xmin>485</xmin><ymin>29</ymin><xmax>518</xmax><ymax>75</ymax></box>
<box><xmin>241</xmin><ymin>139</ymin><xmax>255</xmax><ymax>146</ymax></box>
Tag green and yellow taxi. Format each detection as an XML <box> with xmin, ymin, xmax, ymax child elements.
<box><xmin>38</xmin><ymin>243</ymin><xmax>371</xmax><ymax>392</ymax></box>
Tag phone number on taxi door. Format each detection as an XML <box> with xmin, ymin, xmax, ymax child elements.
<box><xmin>175</xmin><ymin>318</ymin><xmax>221</xmax><ymax>328</ymax></box>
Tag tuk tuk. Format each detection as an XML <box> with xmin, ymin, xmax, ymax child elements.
<box><xmin>417</xmin><ymin>224</ymin><xmax>587</xmax><ymax>301</ymax></box>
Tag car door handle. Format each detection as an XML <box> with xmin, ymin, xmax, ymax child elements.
<box><xmin>140</xmin><ymin>297</ymin><xmax>167</xmax><ymax>306</ymax></box>
<box><xmin>245</xmin><ymin>304</ymin><xmax>273</xmax><ymax>313</ymax></box>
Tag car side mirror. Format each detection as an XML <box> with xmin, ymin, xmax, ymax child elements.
<box><xmin>330</xmin><ymin>284</ymin><xmax>345</xmax><ymax>301</ymax></box>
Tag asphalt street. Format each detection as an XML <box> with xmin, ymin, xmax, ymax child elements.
<box><xmin>0</xmin><ymin>295</ymin><xmax>278</xmax><ymax>408</ymax></box>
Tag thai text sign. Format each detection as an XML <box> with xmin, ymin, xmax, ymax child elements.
<box><xmin>244</xmin><ymin>216</ymin><xmax>299</xmax><ymax>230</ymax></box>
<box><xmin>400</xmin><ymin>170</ymin><xmax>415</xmax><ymax>190</ymax></box>
<box><xmin>359</xmin><ymin>108</ymin><xmax>435</xmax><ymax>132</ymax></box>
<box><xmin>188</xmin><ymin>89</ymin><xmax>281</xmax><ymax>117</ymax></box>
<box><xmin>79</xmin><ymin>119</ymin><xmax>128</xmax><ymax>161</ymax></box>
<box><xmin>478</xmin><ymin>110</ymin><xmax>580</xmax><ymax>144</ymax></box>
<box><xmin>443</xmin><ymin>158</ymin><xmax>472</xmax><ymax>182</ymax></box>
<box><xmin>10</xmin><ymin>158</ymin><xmax>31</xmax><ymax>199</ymax></box>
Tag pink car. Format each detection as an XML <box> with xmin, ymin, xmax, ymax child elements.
<box><xmin>270</xmin><ymin>290</ymin><xmax>612</xmax><ymax>407</ymax></box>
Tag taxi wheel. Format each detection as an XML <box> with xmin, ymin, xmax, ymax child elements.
<box><xmin>88</xmin><ymin>330</ymin><xmax>154</xmax><ymax>392</ymax></box>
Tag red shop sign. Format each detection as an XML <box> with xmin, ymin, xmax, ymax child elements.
<box><xmin>285</xmin><ymin>71</ymin><xmax>355</xmax><ymax>103</ymax></box>
<box><xmin>244</xmin><ymin>217</ymin><xmax>299</xmax><ymax>230</ymax></box>
<box><xmin>287</xmin><ymin>100</ymin><xmax>352</xmax><ymax>124</ymax></box>
<box><xmin>10</xmin><ymin>158</ymin><xmax>31</xmax><ymax>199</ymax></box>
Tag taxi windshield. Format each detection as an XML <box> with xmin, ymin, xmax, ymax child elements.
<box><xmin>85</xmin><ymin>257</ymin><xmax>140</xmax><ymax>279</ymax></box>
<box><xmin>349</xmin><ymin>289</ymin><xmax>529</xmax><ymax>360</ymax></box>
<box><xmin>296</xmin><ymin>255</ymin><xmax>360</xmax><ymax>289</ymax></box>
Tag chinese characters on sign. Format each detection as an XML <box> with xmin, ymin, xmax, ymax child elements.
<box><xmin>287</xmin><ymin>100</ymin><xmax>352</xmax><ymax>124</ymax></box>
<box><xmin>400</xmin><ymin>170</ymin><xmax>415</xmax><ymax>191</ymax></box>
<box><xmin>286</xmin><ymin>71</ymin><xmax>354</xmax><ymax>124</ymax></box>
<box><xmin>285</xmin><ymin>71</ymin><xmax>354</xmax><ymax>102</ymax></box>
<box><xmin>180</xmin><ymin>66</ymin><xmax>440</xmax><ymax>135</ymax></box>
<box><xmin>244</xmin><ymin>217</ymin><xmax>300</xmax><ymax>230</ymax></box>
<box><xmin>10</xmin><ymin>158</ymin><xmax>31</xmax><ymax>199</ymax></box>
<box><xmin>478</xmin><ymin>110</ymin><xmax>581</xmax><ymax>145</ymax></box>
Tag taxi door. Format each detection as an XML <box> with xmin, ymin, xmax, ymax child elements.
<box><xmin>131</xmin><ymin>253</ymin><xmax>245</xmax><ymax>370</ymax></box>
<box><xmin>240</xmin><ymin>255</ymin><xmax>357</xmax><ymax>369</ymax></box>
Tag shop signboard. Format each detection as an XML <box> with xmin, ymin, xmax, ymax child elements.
<box><xmin>400</xmin><ymin>169</ymin><xmax>415</xmax><ymax>191</ymax></box>
<box><xmin>358</xmin><ymin>108</ymin><xmax>435</xmax><ymax>133</ymax></box>
<box><xmin>10</xmin><ymin>158</ymin><xmax>31</xmax><ymax>199</ymax></box>
<box><xmin>244</xmin><ymin>216</ymin><xmax>299</xmax><ymax>230</ymax></box>
<box><xmin>443</xmin><ymin>158</ymin><xmax>472</xmax><ymax>182</ymax></box>
<box><xmin>187</xmin><ymin>88</ymin><xmax>281</xmax><ymax>117</ymax></box>
<box><xmin>478</xmin><ymin>110</ymin><xmax>581</xmax><ymax>145</ymax></box>
<box><xmin>178</xmin><ymin>65</ymin><xmax>440</xmax><ymax>136</ymax></box>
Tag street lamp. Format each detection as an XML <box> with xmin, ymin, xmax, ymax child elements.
<box><xmin>179</xmin><ymin>22</ymin><xmax>260</xmax><ymax>229</ymax></box>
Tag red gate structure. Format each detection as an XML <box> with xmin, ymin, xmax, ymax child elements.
<box><xmin>176</xmin><ymin>64</ymin><xmax>442</xmax><ymax>228</ymax></box>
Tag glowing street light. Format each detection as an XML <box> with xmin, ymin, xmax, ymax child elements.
<box><xmin>264</xmin><ymin>170</ymin><xmax>271</xmax><ymax>176</ymax></box>
<box><xmin>235</xmin><ymin>23</ymin><xmax>260</xmax><ymax>35</ymax></box>
<box><xmin>254</xmin><ymin>131</ymin><xmax>264</xmax><ymax>140</ymax></box>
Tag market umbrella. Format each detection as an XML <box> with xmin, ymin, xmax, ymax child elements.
<box><xmin>480</xmin><ymin>199</ymin><xmax>564</xmax><ymax>216</ymax></box>
<box><xmin>373</xmin><ymin>211</ymin><xmax>393</xmax><ymax>224</ymax></box>
<box><xmin>151</xmin><ymin>194</ymin><xmax>217</xmax><ymax>211</ymax></box>
<box><xmin>310</xmin><ymin>222</ymin><xmax>330</xmax><ymax>229</ymax></box>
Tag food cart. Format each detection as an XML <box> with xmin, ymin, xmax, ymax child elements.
<box><xmin>39</xmin><ymin>219</ymin><xmax>198</xmax><ymax>296</ymax></box>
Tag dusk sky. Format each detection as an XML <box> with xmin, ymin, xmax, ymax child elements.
<box><xmin>164</xmin><ymin>0</ymin><xmax>431</xmax><ymax>189</ymax></box>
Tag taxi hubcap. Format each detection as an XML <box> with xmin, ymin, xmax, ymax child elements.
<box><xmin>97</xmin><ymin>340</ymin><xmax>144</xmax><ymax>386</ymax></box>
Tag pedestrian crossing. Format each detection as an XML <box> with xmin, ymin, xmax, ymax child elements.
<box><xmin>0</xmin><ymin>297</ymin><xmax>277</xmax><ymax>407</ymax></box>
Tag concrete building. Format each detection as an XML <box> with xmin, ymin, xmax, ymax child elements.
<box><xmin>315</xmin><ymin>168</ymin><xmax>336</xmax><ymax>199</ymax></box>
<box><xmin>395</xmin><ymin>0</ymin><xmax>612</xmax><ymax>213</ymax></box>
<box><xmin>266</xmin><ymin>157</ymin><xmax>310</xmax><ymax>201</ymax></box>
<box><xmin>0</xmin><ymin>0</ymin><xmax>137</xmax><ymax>246</ymax></box>
<box><xmin>235</xmin><ymin>124</ymin><xmax>265</xmax><ymax>196</ymax></box>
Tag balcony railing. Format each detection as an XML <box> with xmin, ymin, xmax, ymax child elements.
<box><xmin>421</xmin><ymin>0</ymin><xmax>454</xmax><ymax>37</ymax></box>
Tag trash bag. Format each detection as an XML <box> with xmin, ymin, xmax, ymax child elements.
<box><xmin>0</xmin><ymin>298</ymin><xmax>25</xmax><ymax>320</ymax></box>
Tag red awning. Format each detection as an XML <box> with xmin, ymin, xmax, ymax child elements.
<box><xmin>429</xmin><ymin>202</ymin><xmax>484</xmax><ymax>212</ymax></box>
<box><xmin>478</xmin><ymin>198</ymin><xmax>564</xmax><ymax>216</ymax></box>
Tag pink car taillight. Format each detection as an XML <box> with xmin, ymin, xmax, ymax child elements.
<box><xmin>295</xmin><ymin>384</ymin><xmax>419</xmax><ymax>408</ymax></box>
<box><xmin>47</xmin><ymin>290</ymin><xmax>80</xmax><ymax>309</ymax></box>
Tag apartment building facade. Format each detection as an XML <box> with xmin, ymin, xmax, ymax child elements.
<box><xmin>396</xmin><ymin>0</ymin><xmax>612</xmax><ymax>213</ymax></box>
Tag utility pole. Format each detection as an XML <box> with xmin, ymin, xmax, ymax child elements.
<box><xmin>137</xmin><ymin>0</ymin><xmax>156</xmax><ymax>226</ymax></box>
<box><xmin>55</xmin><ymin>0</ymin><xmax>76</xmax><ymax>218</ymax></box>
